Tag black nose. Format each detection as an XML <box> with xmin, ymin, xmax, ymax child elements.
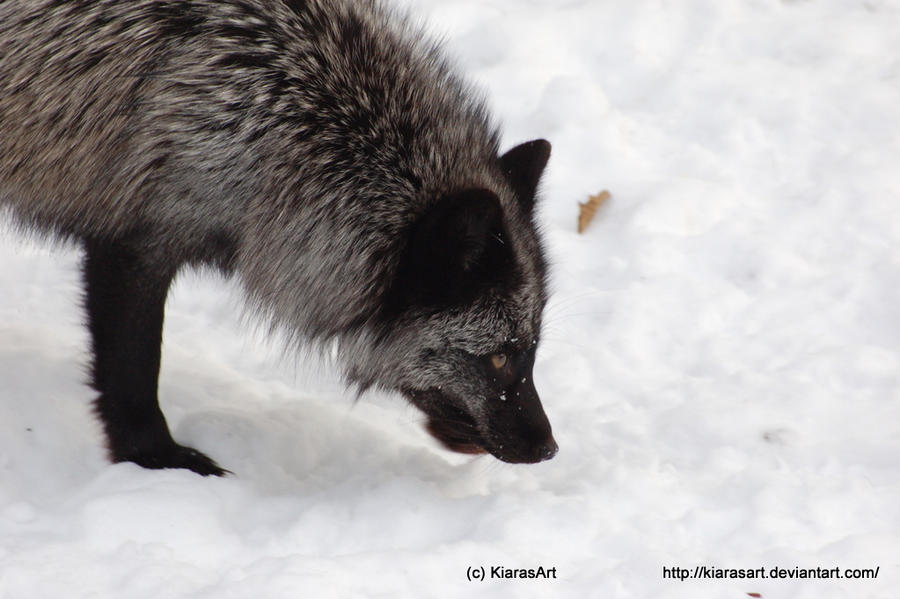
<box><xmin>536</xmin><ymin>436</ymin><xmax>558</xmax><ymax>462</ymax></box>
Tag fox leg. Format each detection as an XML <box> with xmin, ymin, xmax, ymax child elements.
<box><xmin>83</xmin><ymin>236</ymin><xmax>227</xmax><ymax>476</ymax></box>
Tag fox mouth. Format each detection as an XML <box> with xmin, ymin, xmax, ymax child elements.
<box><xmin>423</xmin><ymin>403</ymin><xmax>488</xmax><ymax>456</ymax></box>
<box><xmin>404</xmin><ymin>389</ymin><xmax>488</xmax><ymax>455</ymax></box>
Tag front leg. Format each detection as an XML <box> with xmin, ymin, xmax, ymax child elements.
<box><xmin>83</xmin><ymin>237</ymin><xmax>227</xmax><ymax>476</ymax></box>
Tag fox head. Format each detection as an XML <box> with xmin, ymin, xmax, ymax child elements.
<box><xmin>348</xmin><ymin>140</ymin><xmax>557</xmax><ymax>464</ymax></box>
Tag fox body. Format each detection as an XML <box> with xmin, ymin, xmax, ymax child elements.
<box><xmin>0</xmin><ymin>0</ymin><xmax>556</xmax><ymax>474</ymax></box>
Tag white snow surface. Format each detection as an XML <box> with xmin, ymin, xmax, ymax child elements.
<box><xmin>2</xmin><ymin>0</ymin><xmax>899</xmax><ymax>597</ymax></box>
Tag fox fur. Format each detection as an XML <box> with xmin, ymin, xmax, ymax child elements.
<box><xmin>0</xmin><ymin>0</ymin><xmax>556</xmax><ymax>474</ymax></box>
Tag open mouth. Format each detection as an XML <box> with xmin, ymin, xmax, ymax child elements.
<box><xmin>424</xmin><ymin>405</ymin><xmax>488</xmax><ymax>455</ymax></box>
<box><xmin>405</xmin><ymin>389</ymin><xmax>487</xmax><ymax>455</ymax></box>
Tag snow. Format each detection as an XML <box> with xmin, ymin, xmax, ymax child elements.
<box><xmin>2</xmin><ymin>0</ymin><xmax>899</xmax><ymax>597</ymax></box>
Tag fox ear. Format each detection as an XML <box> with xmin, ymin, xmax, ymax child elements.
<box><xmin>399</xmin><ymin>188</ymin><xmax>506</xmax><ymax>304</ymax></box>
<box><xmin>499</xmin><ymin>139</ymin><xmax>551</xmax><ymax>214</ymax></box>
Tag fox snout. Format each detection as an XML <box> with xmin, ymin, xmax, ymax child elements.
<box><xmin>411</xmin><ymin>360</ymin><xmax>557</xmax><ymax>464</ymax></box>
<box><xmin>481</xmin><ymin>374</ymin><xmax>558</xmax><ymax>464</ymax></box>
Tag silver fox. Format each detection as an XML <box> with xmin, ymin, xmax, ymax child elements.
<box><xmin>0</xmin><ymin>0</ymin><xmax>557</xmax><ymax>475</ymax></box>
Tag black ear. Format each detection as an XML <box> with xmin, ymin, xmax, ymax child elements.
<box><xmin>399</xmin><ymin>188</ymin><xmax>508</xmax><ymax>304</ymax></box>
<box><xmin>499</xmin><ymin>139</ymin><xmax>551</xmax><ymax>214</ymax></box>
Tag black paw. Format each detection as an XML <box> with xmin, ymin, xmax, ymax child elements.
<box><xmin>117</xmin><ymin>443</ymin><xmax>231</xmax><ymax>476</ymax></box>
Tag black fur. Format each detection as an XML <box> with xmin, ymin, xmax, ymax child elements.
<box><xmin>83</xmin><ymin>235</ymin><xmax>229</xmax><ymax>475</ymax></box>
<box><xmin>391</xmin><ymin>188</ymin><xmax>518</xmax><ymax>309</ymax></box>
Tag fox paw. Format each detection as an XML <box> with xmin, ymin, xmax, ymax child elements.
<box><xmin>116</xmin><ymin>443</ymin><xmax>230</xmax><ymax>476</ymax></box>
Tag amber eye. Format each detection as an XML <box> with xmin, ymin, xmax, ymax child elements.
<box><xmin>490</xmin><ymin>353</ymin><xmax>508</xmax><ymax>369</ymax></box>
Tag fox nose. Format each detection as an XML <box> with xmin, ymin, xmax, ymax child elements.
<box><xmin>535</xmin><ymin>436</ymin><xmax>558</xmax><ymax>462</ymax></box>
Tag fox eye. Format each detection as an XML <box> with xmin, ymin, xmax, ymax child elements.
<box><xmin>490</xmin><ymin>353</ymin><xmax>508</xmax><ymax>369</ymax></box>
